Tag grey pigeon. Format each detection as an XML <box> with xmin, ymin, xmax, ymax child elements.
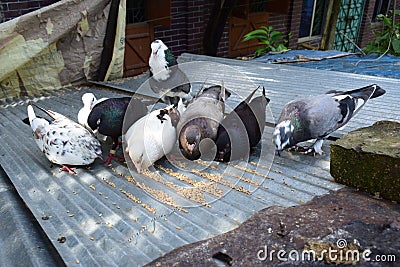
<box><xmin>177</xmin><ymin>84</ymin><xmax>230</xmax><ymax>160</ymax></box>
<box><xmin>215</xmin><ymin>86</ymin><xmax>270</xmax><ymax>162</ymax></box>
<box><xmin>27</xmin><ymin>102</ymin><xmax>102</xmax><ymax>174</ymax></box>
<box><xmin>149</xmin><ymin>39</ymin><xmax>191</xmax><ymax>105</ymax></box>
<box><xmin>273</xmin><ymin>84</ymin><xmax>386</xmax><ymax>155</ymax></box>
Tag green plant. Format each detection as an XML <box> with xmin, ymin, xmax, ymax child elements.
<box><xmin>242</xmin><ymin>26</ymin><xmax>290</xmax><ymax>56</ymax></box>
<box><xmin>363</xmin><ymin>10</ymin><xmax>400</xmax><ymax>56</ymax></box>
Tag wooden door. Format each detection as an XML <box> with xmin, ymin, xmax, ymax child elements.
<box><xmin>123</xmin><ymin>0</ymin><xmax>171</xmax><ymax>77</ymax></box>
<box><xmin>228</xmin><ymin>0</ymin><xmax>289</xmax><ymax>57</ymax></box>
<box><xmin>124</xmin><ymin>23</ymin><xmax>154</xmax><ymax>77</ymax></box>
<box><xmin>228</xmin><ymin>12</ymin><xmax>268</xmax><ymax>57</ymax></box>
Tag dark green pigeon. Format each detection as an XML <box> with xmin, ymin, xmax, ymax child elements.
<box><xmin>87</xmin><ymin>97</ymin><xmax>147</xmax><ymax>164</ymax></box>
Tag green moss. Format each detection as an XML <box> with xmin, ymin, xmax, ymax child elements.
<box><xmin>330</xmin><ymin>121</ymin><xmax>400</xmax><ymax>202</ymax></box>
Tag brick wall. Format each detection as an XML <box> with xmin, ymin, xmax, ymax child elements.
<box><xmin>153</xmin><ymin>0</ymin><xmax>229</xmax><ymax>57</ymax></box>
<box><xmin>0</xmin><ymin>0</ymin><xmax>59</xmax><ymax>22</ymax></box>
<box><xmin>2</xmin><ymin>0</ymin><xmax>393</xmax><ymax>58</ymax></box>
<box><xmin>358</xmin><ymin>0</ymin><xmax>400</xmax><ymax>49</ymax></box>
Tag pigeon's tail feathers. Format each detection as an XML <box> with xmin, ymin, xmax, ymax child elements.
<box><xmin>262</xmin><ymin>86</ymin><xmax>271</xmax><ymax>103</ymax></box>
<box><xmin>346</xmin><ymin>84</ymin><xmax>385</xmax><ymax>100</ymax></box>
<box><xmin>29</xmin><ymin>102</ymin><xmax>60</xmax><ymax>120</ymax></box>
<box><xmin>370</xmin><ymin>84</ymin><xmax>386</xmax><ymax>99</ymax></box>
<box><xmin>22</xmin><ymin>117</ymin><xmax>30</xmax><ymax>125</ymax></box>
<box><xmin>27</xmin><ymin>104</ymin><xmax>36</xmax><ymax>125</ymax></box>
<box><xmin>330</xmin><ymin>84</ymin><xmax>385</xmax><ymax>101</ymax></box>
<box><xmin>243</xmin><ymin>86</ymin><xmax>259</xmax><ymax>104</ymax></box>
<box><xmin>332</xmin><ymin>84</ymin><xmax>385</xmax><ymax>127</ymax></box>
<box><xmin>27</xmin><ymin>104</ymin><xmax>48</xmax><ymax>132</ymax></box>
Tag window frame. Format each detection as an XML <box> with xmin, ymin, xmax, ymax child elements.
<box><xmin>372</xmin><ymin>0</ymin><xmax>393</xmax><ymax>22</ymax></box>
<box><xmin>298</xmin><ymin>0</ymin><xmax>327</xmax><ymax>42</ymax></box>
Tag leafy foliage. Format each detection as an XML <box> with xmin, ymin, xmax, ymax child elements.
<box><xmin>363</xmin><ymin>10</ymin><xmax>400</xmax><ymax>56</ymax></box>
<box><xmin>242</xmin><ymin>26</ymin><xmax>290</xmax><ymax>56</ymax></box>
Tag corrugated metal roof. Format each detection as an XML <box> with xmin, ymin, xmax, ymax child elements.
<box><xmin>0</xmin><ymin>54</ymin><xmax>398</xmax><ymax>266</ymax></box>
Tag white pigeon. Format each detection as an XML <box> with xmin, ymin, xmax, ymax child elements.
<box><xmin>77</xmin><ymin>92</ymin><xmax>107</xmax><ymax>130</ymax></box>
<box><xmin>124</xmin><ymin>103</ymin><xmax>181</xmax><ymax>173</ymax></box>
<box><xmin>148</xmin><ymin>39</ymin><xmax>191</xmax><ymax>105</ymax></box>
<box><xmin>28</xmin><ymin>102</ymin><xmax>103</xmax><ymax>174</ymax></box>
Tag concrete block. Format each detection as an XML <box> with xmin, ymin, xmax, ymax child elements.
<box><xmin>330</xmin><ymin>121</ymin><xmax>400</xmax><ymax>201</ymax></box>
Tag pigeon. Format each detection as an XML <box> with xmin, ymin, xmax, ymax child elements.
<box><xmin>77</xmin><ymin>93</ymin><xmax>107</xmax><ymax>130</ymax></box>
<box><xmin>177</xmin><ymin>84</ymin><xmax>230</xmax><ymax>160</ymax></box>
<box><xmin>215</xmin><ymin>86</ymin><xmax>270</xmax><ymax>162</ymax></box>
<box><xmin>27</xmin><ymin>102</ymin><xmax>102</xmax><ymax>174</ymax></box>
<box><xmin>87</xmin><ymin>97</ymin><xmax>147</xmax><ymax>165</ymax></box>
<box><xmin>124</xmin><ymin>103</ymin><xmax>181</xmax><ymax>173</ymax></box>
<box><xmin>273</xmin><ymin>84</ymin><xmax>386</xmax><ymax>156</ymax></box>
<box><xmin>149</xmin><ymin>39</ymin><xmax>191</xmax><ymax>105</ymax></box>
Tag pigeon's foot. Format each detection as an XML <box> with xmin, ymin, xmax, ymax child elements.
<box><xmin>288</xmin><ymin>145</ymin><xmax>308</xmax><ymax>153</ymax></box>
<box><xmin>299</xmin><ymin>140</ymin><xmax>324</xmax><ymax>156</ymax></box>
<box><xmin>60</xmin><ymin>165</ymin><xmax>76</xmax><ymax>175</ymax></box>
<box><xmin>103</xmin><ymin>150</ymin><xmax>118</xmax><ymax>165</ymax></box>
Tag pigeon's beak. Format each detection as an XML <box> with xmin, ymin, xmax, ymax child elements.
<box><xmin>277</xmin><ymin>149</ymin><xmax>281</xmax><ymax>157</ymax></box>
<box><xmin>153</xmin><ymin>48</ymin><xmax>159</xmax><ymax>56</ymax></box>
<box><xmin>187</xmin><ymin>143</ymin><xmax>195</xmax><ymax>153</ymax></box>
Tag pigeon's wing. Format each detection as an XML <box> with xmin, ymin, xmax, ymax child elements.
<box><xmin>247</xmin><ymin>88</ymin><xmax>270</xmax><ymax>142</ymax></box>
<box><xmin>43</xmin><ymin>122</ymin><xmax>101</xmax><ymax>165</ymax></box>
<box><xmin>302</xmin><ymin>95</ymin><xmax>343</xmax><ymax>138</ymax></box>
<box><xmin>216</xmin><ymin>111</ymin><xmax>250</xmax><ymax>162</ymax></box>
<box><xmin>165</xmin><ymin>48</ymin><xmax>176</xmax><ymax>66</ymax></box>
<box><xmin>233</xmin><ymin>87</ymin><xmax>259</xmax><ymax>114</ymax></box>
<box><xmin>329</xmin><ymin>84</ymin><xmax>385</xmax><ymax>129</ymax></box>
<box><xmin>125</xmin><ymin>108</ymin><xmax>175</xmax><ymax>171</ymax></box>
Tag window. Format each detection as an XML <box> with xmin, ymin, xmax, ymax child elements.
<box><xmin>126</xmin><ymin>0</ymin><xmax>146</xmax><ymax>24</ymax></box>
<box><xmin>372</xmin><ymin>0</ymin><xmax>392</xmax><ymax>21</ymax></box>
<box><xmin>299</xmin><ymin>0</ymin><xmax>328</xmax><ymax>39</ymax></box>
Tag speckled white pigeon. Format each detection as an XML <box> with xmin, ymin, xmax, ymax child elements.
<box><xmin>28</xmin><ymin>102</ymin><xmax>102</xmax><ymax>174</ymax></box>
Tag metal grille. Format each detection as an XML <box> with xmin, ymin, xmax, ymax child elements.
<box><xmin>334</xmin><ymin>0</ymin><xmax>366</xmax><ymax>52</ymax></box>
<box><xmin>126</xmin><ymin>0</ymin><xmax>146</xmax><ymax>24</ymax></box>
